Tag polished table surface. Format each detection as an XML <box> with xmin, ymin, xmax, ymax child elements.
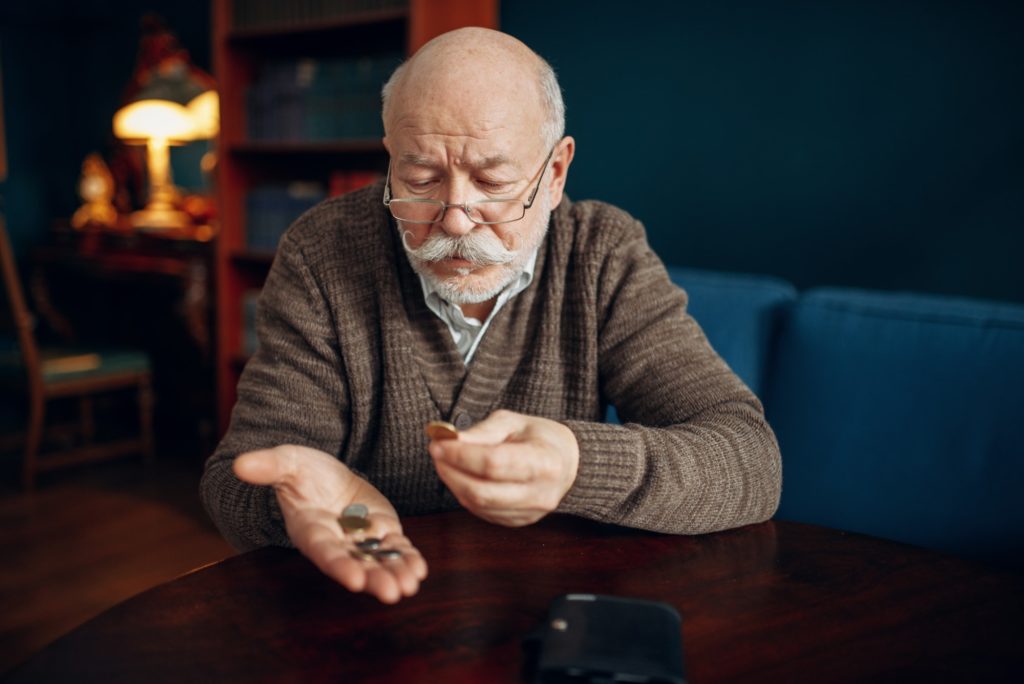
<box><xmin>9</xmin><ymin>511</ymin><xmax>1024</xmax><ymax>682</ymax></box>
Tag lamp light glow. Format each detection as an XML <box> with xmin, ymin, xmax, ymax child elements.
<box><xmin>186</xmin><ymin>90</ymin><xmax>219</xmax><ymax>140</ymax></box>
<box><xmin>113</xmin><ymin>94</ymin><xmax>218</xmax><ymax>230</ymax></box>
<box><xmin>113</xmin><ymin>100</ymin><xmax>197</xmax><ymax>142</ymax></box>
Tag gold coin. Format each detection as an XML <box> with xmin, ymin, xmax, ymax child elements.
<box><xmin>339</xmin><ymin>515</ymin><xmax>371</xmax><ymax>532</ymax></box>
<box><xmin>425</xmin><ymin>420</ymin><xmax>459</xmax><ymax>440</ymax></box>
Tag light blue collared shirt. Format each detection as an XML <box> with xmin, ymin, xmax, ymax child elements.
<box><xmin>417</xmin><ymin>249</ymin><xmax>539</xmax><ymax>364</ymax></box>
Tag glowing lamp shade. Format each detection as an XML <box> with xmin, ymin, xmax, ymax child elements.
<box><xmin>113</xmin><ymin>99</ymin><xmax>197</xmax><ymax>142</ymax></box>
<box><xmin>186</xmin><ymin>90</ymin><xmax>220</xmax><ymax>140</ymax></box>
<box><xmin>113</xmin><ymin>93</ymin><xmax>218</xmax><ymax>230</ymax></box>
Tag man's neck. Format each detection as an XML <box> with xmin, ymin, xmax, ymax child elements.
<box><xmin>459</xmin><ymin>298</ymin><xmax>497</xmax><ymax>322</ymax></box>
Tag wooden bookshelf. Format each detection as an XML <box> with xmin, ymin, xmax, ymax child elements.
<box><xmin>212</xmin><ymin>0</ymin><xmax>498</xmax><ymax>436</ymax></box>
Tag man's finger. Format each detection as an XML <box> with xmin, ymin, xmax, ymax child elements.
<box><xmin>431</xmin><ymin>441</ymin><xmax>535</xmax><ymax>482</ymax></box>
<box><xmin>456</xmin><ymin>409</ymin><xmax>526</xmax><ymax>445</ymax></box>
<box><xmin>434</xmin><ymin>458</ymin><xmax>531</xmax><ymax>510</ymax></box>
<box><xmin>378</xmin><ymin>533</ymin><xmax>429</xmax><ymax>584</ymax></box>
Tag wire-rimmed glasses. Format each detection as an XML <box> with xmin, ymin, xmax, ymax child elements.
<box><xmin>383</xmin><ymin>146</ymin><xmax>556</xmax><ymax>225</ymax></box>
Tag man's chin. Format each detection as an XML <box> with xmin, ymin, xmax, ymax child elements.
<box><xmin>420</xmin><ymin>262</ymin><xmax>517</xmax><ymax>305</ymax></box>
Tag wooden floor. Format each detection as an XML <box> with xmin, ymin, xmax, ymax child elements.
<box><xmin>0</xmin><ymin>453</ymin><xmax>236</xmax><ymax>675</ymax></box>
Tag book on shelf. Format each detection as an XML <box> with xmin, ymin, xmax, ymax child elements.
<box><xmin>247</xmin><ymin>54</ymin><xmax>403</xmax><ymax>142</ymax></box>
<box><xmin>329</xmin><ymin>169</ymin><xmax>382</xmax><ymax>197</ymax></box>
<box><xmin>244</xmin><ymin>172</ymin><xmax>380</xmax><ymax>252</ymax></box>
<box><xmin>245</xmin><ymin>181</ymin><xmax>326</xmax><ymax>252</ymax></box>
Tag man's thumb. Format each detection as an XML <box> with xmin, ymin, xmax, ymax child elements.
<box><xmin>233</xmin><ymin>448</ymin><xmax>289</xmax><ymax>485</ymax></box>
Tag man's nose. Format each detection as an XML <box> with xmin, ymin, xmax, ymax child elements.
<box><xmin>438</xmin><ymin>203</ymin><xmax>478</xmax><ymax>236</ymax></box>
<box><xmin>437</xmin><ymin>181</ymin><xmax>478</xmax><ymax>236</ymax></box>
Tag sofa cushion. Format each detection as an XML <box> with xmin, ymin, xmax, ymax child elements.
<box><xmin>767</xmin><ymin>288</ymin><xmax>1024</xmax><ymax>567</ymax></box>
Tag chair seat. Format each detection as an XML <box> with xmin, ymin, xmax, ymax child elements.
<box><xmin>0</xmin><ymin>348</ymin><xmax>151</xmax><ymax>384</ymax></box>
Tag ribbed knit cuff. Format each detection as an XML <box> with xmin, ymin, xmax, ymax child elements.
<box><xmin>557</xmin><ymin>420</ymin><xmax>644</xmax><ymax>520</ymax></box>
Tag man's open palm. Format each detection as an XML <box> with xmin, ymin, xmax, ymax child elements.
<box><xmin>234</xmin><ymin>445</ymin><xmax>427</xmax><ymax>604</ymax></box>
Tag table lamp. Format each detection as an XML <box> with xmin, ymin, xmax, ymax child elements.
<box><xmin>113</xmin><ymin>67</ymin><xmax>218</xmax><ymax>230</ymax></box>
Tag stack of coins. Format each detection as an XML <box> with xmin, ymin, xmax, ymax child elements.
<box><xmin>338</xmin><ymin>504</ymin><xmax>404</xmax><ymax>563</ymax></box>
<box><xmin>338</xmin><ymin>503</ymin><xmax>370</xmax><ymax>534</ymax></box>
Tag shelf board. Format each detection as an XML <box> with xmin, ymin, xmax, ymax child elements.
<box><xmin>230</xmin><ymin>249</ymin><xmax>276</xmax><ymax>266</ymax></box>
<box><xmin>229</xmin><ymin>140</ymin><xmax>386</xmax><ymax>156</ymax></box>
<box><xmin>229</xmin><ymin>8</ymin><xmax>408</xmax><ymax>44</ymax></box>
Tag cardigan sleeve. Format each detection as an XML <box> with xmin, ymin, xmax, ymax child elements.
<box><xmin>557</xmin><ymin>218</ymin><xmax>782</xmax><ymax>535</ymax></box>
<box><xmin>199</xmin><ymin>229</ymin><xmax>352</xmax><ymax>551</ymax></box>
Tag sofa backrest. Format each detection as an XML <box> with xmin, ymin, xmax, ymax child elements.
<box><xmin>766</xmin><ymin>288</ymin><xmax>1024</xmax><ymax>567</ymax></box>
<box><xmin>666</xmin><ymin>267</ymin><xmax>797</xmax><ymax>397</ymax></box>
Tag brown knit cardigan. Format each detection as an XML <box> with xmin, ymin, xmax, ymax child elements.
<box><xmin>200</xmin><ymin>182</ymin><xmax>782</xmax><ymax>550</ymax></box>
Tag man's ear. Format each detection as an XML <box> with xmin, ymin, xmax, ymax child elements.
<box><xmin>547</xmin><ymin>136</ymin><xmax>575</xmax><ymax>207</ymax></box>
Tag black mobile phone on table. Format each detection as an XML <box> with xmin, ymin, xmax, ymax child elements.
<box><xmin>523</xmin><ymin>594</ymin><xmax>687</xmax><ymax>684</ymax></box>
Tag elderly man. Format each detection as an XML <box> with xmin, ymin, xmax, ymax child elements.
<box><xmin>201</xmin><ymin>28</ymin><xmax>781</xmax><ymax>604</ymax></box>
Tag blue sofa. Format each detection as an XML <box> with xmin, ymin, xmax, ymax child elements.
<box><xmin>658</xmin><ymin>267</ymin><xmax>1024</xmax><ymax>569</ymax></box>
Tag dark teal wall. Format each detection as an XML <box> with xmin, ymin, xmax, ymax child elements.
<box><xmin>0</xmin><ymin>0</ymin><xmax>210</xmax><ymax>258</ymax></box>
<box><xmin>502</xmin><ymin>0</ymin><xmax>1024</xmax><ymax>303</ymax></box>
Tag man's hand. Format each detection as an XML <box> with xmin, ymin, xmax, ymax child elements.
<box><xmin>233</xmin><ymin>445</ymin><xmax>427</xmax><ymax>604</ymax></box>
<box><xmin>428</xmin><ymin>410</ymin><xmax>580</xmax><ymax>526</ymax></box>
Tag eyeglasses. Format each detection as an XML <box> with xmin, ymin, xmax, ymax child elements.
<box><xmin>383</xmin><ymin>145</ymin><xmax>556</xmax><ymax>225</ymax></box>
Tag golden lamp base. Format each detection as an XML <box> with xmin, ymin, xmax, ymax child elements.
<box><xmin>130</xmin><ymin>207</ymin><xmax>192</xmax><ymax>231</ymax></box>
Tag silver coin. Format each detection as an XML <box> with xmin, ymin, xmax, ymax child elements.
<box><xmin>342</xmin><ymin>503</ymin><xmax>368</xmax><ymax>519</ymax></box>
<box><xmin>356</xmin><ymin>538</ymin><xmax>382</xmax><ymax>551</ymax></box>
<box><xmin>374</xmin><ymin>549</ymin><xmax>403</xmax><ymax>561</ymax></box>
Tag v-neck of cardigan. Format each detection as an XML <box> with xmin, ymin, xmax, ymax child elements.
<box><xmin>394</xmin><ymin>236</ymin><xmax>549</xmax><ymax>427</ymax></box>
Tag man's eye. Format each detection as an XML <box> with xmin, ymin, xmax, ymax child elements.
<box><xmin>403</xmin><ymin>179</ymin><xmax>437</xmax><ymax>193</ymax></box>
<box><xmin>478</xmin><ymin>179</ymin><xmax>511</xmax><ymax>192</ymax></box>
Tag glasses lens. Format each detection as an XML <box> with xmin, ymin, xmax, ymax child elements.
<box><xmin>469</xmin><ymin>200</ymin><xmax>526</xmax><ymax>224</ymax></box>
<box><xmin>389</xmin><ymin>200</ymin><xmax>442</xmax><ymax>223</ymax></box>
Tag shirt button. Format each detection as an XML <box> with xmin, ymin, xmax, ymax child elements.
<box><xmin>453</xmin><ymin>412</ymin><xmax>474</xmax><ymax>430</ymax></box>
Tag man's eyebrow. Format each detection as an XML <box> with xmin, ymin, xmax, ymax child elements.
<box><xmin>396</xmin><ymin>152</ymin><xmax>518</xmax><ymax>170</ymax></box>
<box><xmin>398</xmin><ymin>153</ymin><xmax>439</xmax><ymax>168</ymax></box>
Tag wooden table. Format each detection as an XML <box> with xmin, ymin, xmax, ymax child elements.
<box><xmin>8</xmin><ymin>512</ymin><xmax>1024</xmax><ymax>682</ymax></box>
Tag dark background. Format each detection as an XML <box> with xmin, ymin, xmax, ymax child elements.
<box><xmin>2</xmin><ymin>0</ymin><xmax>1023</xmax><ymax>302</ymax></box>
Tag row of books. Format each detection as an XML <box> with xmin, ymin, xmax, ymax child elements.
<box><xmin>247</xmin><ymin>55</ymin><xmax>402</xmax><ymax>141</ymax></box>
<box><xmin>233</xmin><ymin>0</ymin><xmax>408</xmax><ymax>30</ymax></box>
<box><xmin>244</xmin><ymin>170</ymin><xmax>382</xmax><ymax>252</ymax></box>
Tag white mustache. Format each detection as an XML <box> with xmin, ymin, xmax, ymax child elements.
<box><xmin>401</xmin><ymin>229</ymin><xmax>518</xmax><ymax>266</ymax></box>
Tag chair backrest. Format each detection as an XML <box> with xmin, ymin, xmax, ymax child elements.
<box><xmin>0</xmin><ymin>217</ymin><xmax>43</xmax><ymax>387</ymax></box>
<box><xmin>766</xmin><ymin>287</ymin><xmax>1024</xmax><ymax>568</ymax></box>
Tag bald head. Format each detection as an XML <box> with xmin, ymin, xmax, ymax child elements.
<box><xmin>382</xmin><ymin>28</ymin><xmax>565</xmax><ymax>149</ymax></box>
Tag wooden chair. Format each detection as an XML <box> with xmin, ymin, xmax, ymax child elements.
<box><xmin>1</xmin><ymin>218</ymin><xmax>154</xmax><ymax>489</ymax></box>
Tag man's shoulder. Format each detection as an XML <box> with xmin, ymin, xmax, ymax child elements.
<box><xmin>553</xmin><ymin>196</ymin><xmax>647</xmax><ymax>255</ymax></box>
